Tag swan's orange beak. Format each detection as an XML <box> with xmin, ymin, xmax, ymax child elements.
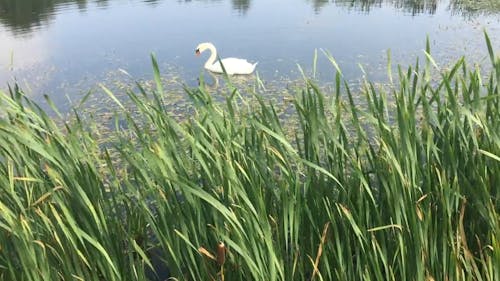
<box><xmin>195</xmin><ymin>49</ymin><xmax>200</xmax><ymax>56</ymax></box>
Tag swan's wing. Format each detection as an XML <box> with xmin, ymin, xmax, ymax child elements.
<box><xmin>217</xmin><ymin>58</ymin><xmax>257</xmax><ymax>74</ymax></box>
<box><xmin>207</xmin><ymin>58</ymin><xmax>257</xmax><ymax>74</ymax></box>
<box><xmin>219</xmin><ymin>58</ymin><xmax>253</xmax><ymax>68</ymax></box>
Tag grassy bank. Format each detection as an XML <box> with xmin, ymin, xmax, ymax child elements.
<box><xmin>0</xmin><ymin>36</ymin><xmax>499</xmax><ymax>281</ymax></box>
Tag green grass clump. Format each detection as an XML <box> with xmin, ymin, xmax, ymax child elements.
<box><xmin>0</xmin><ymin>34</ymin><xmax>499</xmax><ymax>281</ymax></box>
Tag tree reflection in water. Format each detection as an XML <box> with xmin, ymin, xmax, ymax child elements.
<box><xmin>0</xmin><ymin>0</ymin><xmax>497</xmax><ymax>35</ymax></box>
<box><xmin>232</xmin><ymin>0</ymin><xmax>250</xmax><ymax>15</ymax></box>
<box><xmin>0</xmin><ymin>0</ymin><xmax>108</xmax><ymax>35</ymax></box>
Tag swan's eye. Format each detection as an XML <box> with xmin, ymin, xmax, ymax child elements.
<box><xmin>195</xmin><ymin>49</ymin><xmax>200</xmax><ymax>55</ymax></box>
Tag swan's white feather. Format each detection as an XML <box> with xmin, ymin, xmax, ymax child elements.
<box><xmin>207</xmin><ymin>57</ymin><xmax>258</xmax><ymax>75</ymax></box>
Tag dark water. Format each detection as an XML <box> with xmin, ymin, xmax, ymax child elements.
<box><xmin>1</xmin><ymin>0</ymin><xmax>500</xmax><ymax>111</ymax></box>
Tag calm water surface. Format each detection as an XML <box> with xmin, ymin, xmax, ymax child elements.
<box><xmin>1</xmin><ymin>0</ymin><xmax>500</xmax><ymax>111</ymax></box>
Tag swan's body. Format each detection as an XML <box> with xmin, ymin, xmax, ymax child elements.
<box><xmin>195</xmin><ymin>42</ymin><xmax>257</xmax><ymax>75</ymax></box>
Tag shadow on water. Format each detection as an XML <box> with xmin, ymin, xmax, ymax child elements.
<box><xmin>1</xmin><ymin>0</ymin><xmax>499</xmax><ymax>35</ymax></box>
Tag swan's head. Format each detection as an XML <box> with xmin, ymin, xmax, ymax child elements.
<box><xmin>195</xmin><ymin>42</ymin><xmax>215</xmax><ymax>56</ymax></box>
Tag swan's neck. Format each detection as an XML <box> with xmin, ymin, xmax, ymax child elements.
<box><xmin>204</xmin><ymin>44</ymin><xmax>217</xmax><ymax>69</ymax></box>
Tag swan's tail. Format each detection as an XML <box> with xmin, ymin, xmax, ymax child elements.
<box><xmin>253</xmin><ymin>62</ymin><xmax>259</xmax><ymax>71</ymax></box>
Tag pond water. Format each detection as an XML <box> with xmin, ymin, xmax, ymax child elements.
<box><xmin>1</xmin><ymin>0</ymin><xmax>500</xmax><ymax>112</ymax></box>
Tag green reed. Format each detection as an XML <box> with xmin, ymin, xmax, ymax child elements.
<box><xmin>0</xmin><ymin>34</ymin><xmax>498</xmax><ymax>281</ymax></box>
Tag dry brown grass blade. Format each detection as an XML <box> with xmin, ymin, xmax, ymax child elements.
<box><xmin>311</xmin><ymin>222</ymin><xmax>330</xmax><ymax>281</ymax></box>
<box><xmin>198</xmin><ymin>247</ymin><xmax>216</xmax><ymax>261</ymax></box>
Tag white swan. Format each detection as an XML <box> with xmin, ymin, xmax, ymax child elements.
<box><xmin>195</xmin><ymin>42</ymin><xmax>257</xmax><ymax>75</ymax></box>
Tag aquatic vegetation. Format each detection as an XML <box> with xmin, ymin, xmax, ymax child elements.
<box><xmin>0</xmin><ymin>35</ymin><xmax>498</xmax><ymax>281</ymax></box>
<box><xmin>450</xmin><ymin>0</ymin><xmax>500</xmax><ymax>15</ymax></box>
<box><xmin>315</xmin><ymin>0</ymin><xmax>500</xmax><ymax>15</ymax></box>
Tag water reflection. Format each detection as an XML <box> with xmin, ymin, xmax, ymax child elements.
<box><xmin>311</xmin><ymin>0</ymin><xmax>500</xmax><ymax>15</ymax></box>
<box><xmin>142</xmin><ymin>0</ymin><xmax>161</xmax><ymax>7</ymax></box>
<box><xmin>177</xmin><ymin>0</ymin><xmax>250</xmax><ymax>14</ymax></box>
<box><xmin>307</xmin><ymin>0</ymin><xmax>438</xmax><ymax>15</ymax></box>
<box><xmin>310</xmin><ymin>0</ymin><xmax>329</xmax><ymax>13</ymax></box>
<box><xmin>0</xmin><ymin>0</ymin><xmax>109</xmax><ymax>35</ymax></box>
<box><xmin>231</xmin><ymin>0</ymin><xmax>250</xmax><ymax>14</ymax></box>
<box><xmin>393</xmin><ymin>0</ymin><xmax>438</xmax><ymax>15</ymax></box>
<box><xmin>449</xmin><ymin>0</ymin><xmax>500</xmax><ymax>17</ymax></box>
<box><xmin>0</xmin><ymin>0</ymin><xmax>498</xmax><ymax>36</ymax></box>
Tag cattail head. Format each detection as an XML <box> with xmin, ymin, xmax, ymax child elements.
<box><xmin>216</xmin><ymin>241</ymin><xmax>226</xmax><ymax>266</ymax></box>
